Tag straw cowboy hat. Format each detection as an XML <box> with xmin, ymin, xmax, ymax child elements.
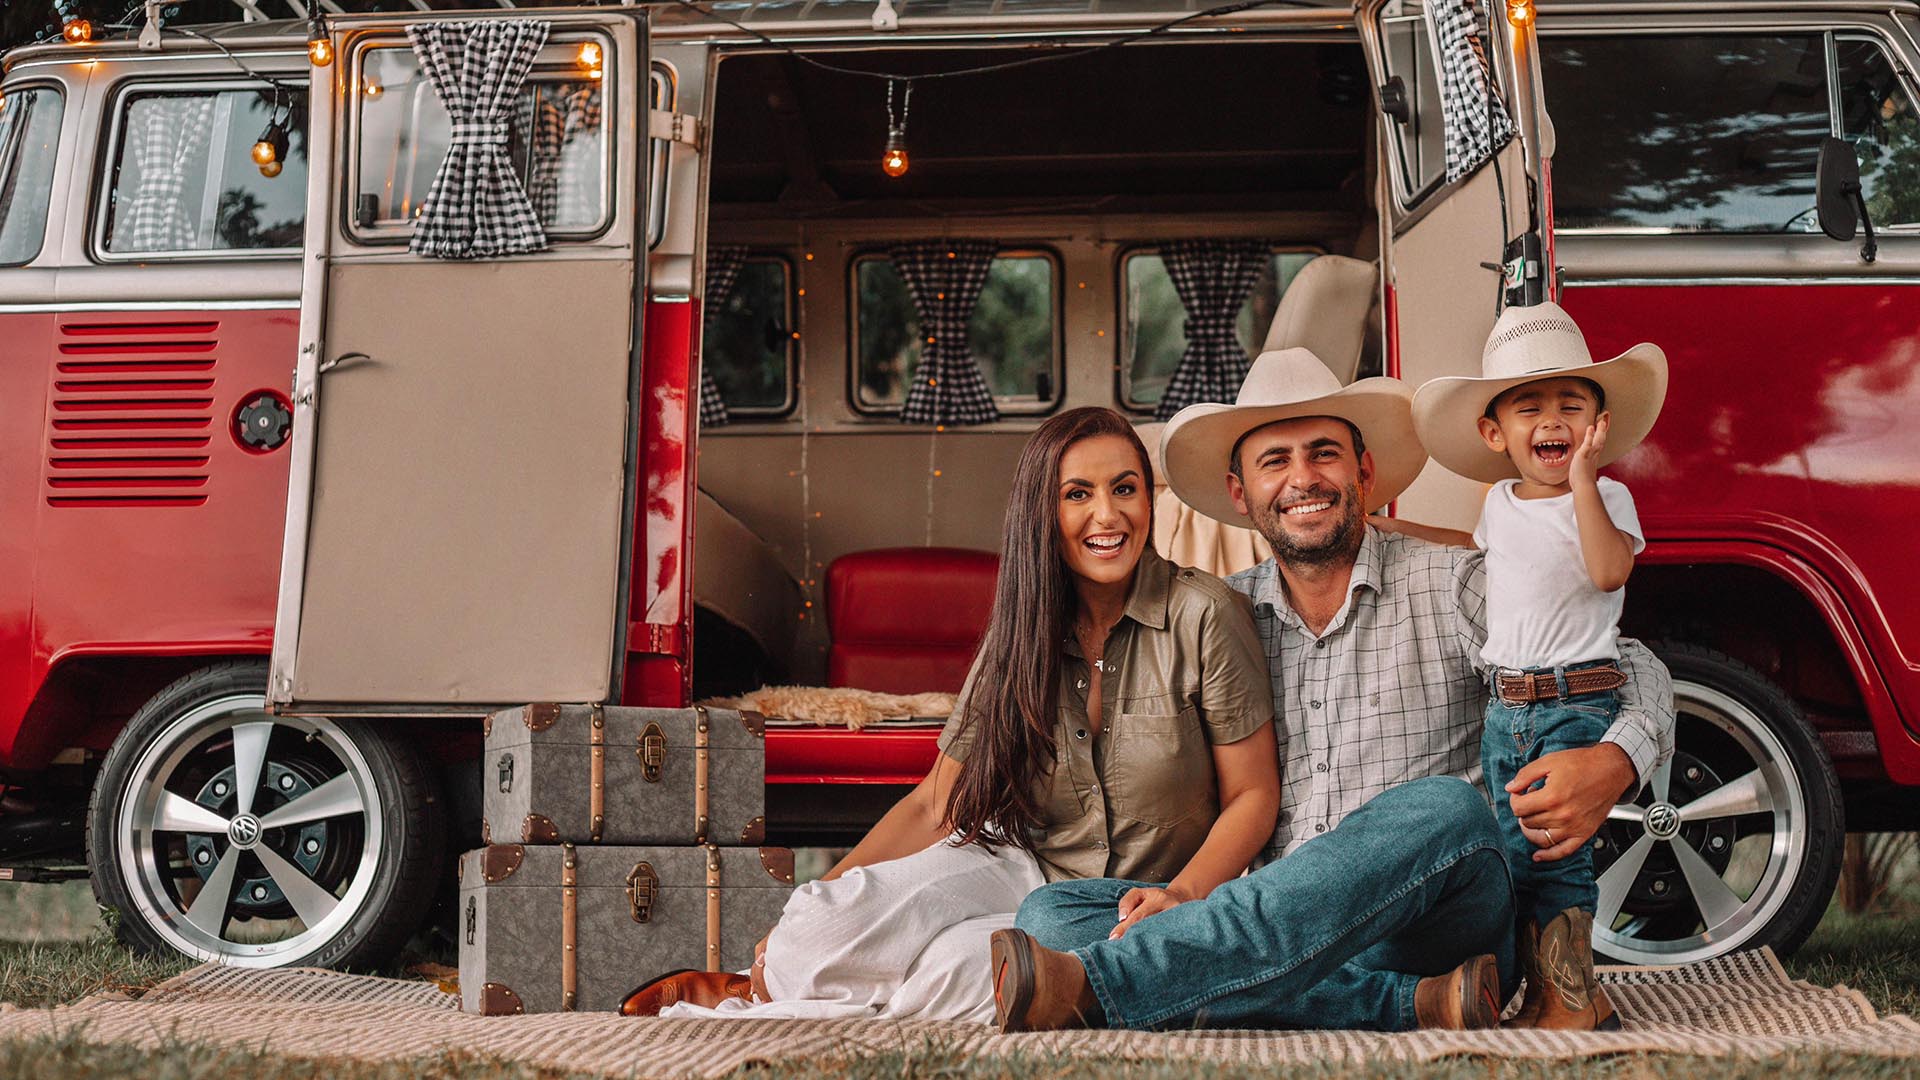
<box><xmin>1160</xmin><ymin>347</ymin><xmax>1424</xmax><ymax>527</ymax></box>
<box><xmin>1411</xmin><ymin>301</ymin><xmax>1668</xmax><ymax>484</ymax></box>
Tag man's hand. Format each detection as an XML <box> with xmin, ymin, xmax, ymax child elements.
<box><xmin>1507</xmin><ymin>742</ymin><xmax>1635</xmax><ymax>862</ymax></box>
<box><xmin>1109</xmin><ymin>885</ymin><xmax>1192</xmax><ymax>940</ymax></box>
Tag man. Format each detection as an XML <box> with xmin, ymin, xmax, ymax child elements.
<box><xmin>990</xmin><ymin>347</ymin><xmax>1673</xmax><ymax>1033</ymax></box>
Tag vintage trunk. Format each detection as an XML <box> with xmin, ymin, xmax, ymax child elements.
<box><xmin>483</xmin><ymin>704</ymin><xmax>766</xmax><ymax>845</ymax></box>
<box><xmin>458</xmin><ymin>842</ymin><xmax>795</xmax><ymax>1015</ymax></box>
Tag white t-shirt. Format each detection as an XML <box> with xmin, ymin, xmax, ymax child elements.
<box><xmin>1474</xmin><ymin>477</ymin><xmax>1646</xmax><ymax>671</ymax></box>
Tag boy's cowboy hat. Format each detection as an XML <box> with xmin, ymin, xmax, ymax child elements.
<box><xmin>1160</xmin><ymin>347</ymin><xmax>1424</xmax><ymax>527</ymax></box>
<box><xmin>1411</xmin><ymin>301</ymin><xmax>1668</xmax><ymax>484</ymax></box>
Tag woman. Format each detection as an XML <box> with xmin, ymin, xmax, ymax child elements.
<box><xmin>625</xmin><ymin>407</ymin><xmax>1280</xmax><ymax>1022</ymax></box>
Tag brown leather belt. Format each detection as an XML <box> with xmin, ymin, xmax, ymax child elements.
<box><xmin>1494</xmin><ymin>665</ymin><xmax>1626</xmax><ymax>706</ymax></box>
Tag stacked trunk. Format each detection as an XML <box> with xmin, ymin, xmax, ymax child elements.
<box><xmin>460</xmin><ymin>704</ymin><xmax>793</xmax><ymax>1014</ymax></box>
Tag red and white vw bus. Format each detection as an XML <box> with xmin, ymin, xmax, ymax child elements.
<box><xmin>0</xmin><ymin>0</ymin><xmax>1912</xmax><ymax>972</ymax></box>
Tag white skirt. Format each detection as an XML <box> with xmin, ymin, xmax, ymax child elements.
<box><xmin>657</xmin><ymin>836</ymin><xmax>1045</xmax><ymax>1023</ymax></box>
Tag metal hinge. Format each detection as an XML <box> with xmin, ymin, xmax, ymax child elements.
<box><xmin>648</xmin><ymin>109</ymin><xmax>701</xmax><ymax>149</ymax></box>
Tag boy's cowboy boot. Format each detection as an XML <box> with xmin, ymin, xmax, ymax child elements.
<box><xmin>1507</xmin><ymin>907</ymin><xmax>1622</xmax><ymax>1031</ymax></box>
<box><xmin>1504</xmin><ymin>919</ymin><xmax>1544</xmax><ymax>1026</ymax></box>
<box><xmin>1413</xmin><ymin>952</ymin><xmax>1503</xmax><ymax>1029</ymax></box>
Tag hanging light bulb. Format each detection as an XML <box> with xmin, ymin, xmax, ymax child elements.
<box><xmin>1506</xmin><ymin>0</ymin><xmax>1534</xmax><ymax>27</ymax></box>
<box><xmin>882</xmin><ymin>126</ymin><xmax>909</xmax><ymax>179</ymax></box>
<box><xmin>252</xmin><ymin>109</ymin><xmax>290</xmax><ymax>178</ymax></box>
<box><xmin>307</xmin><ymin>13</ymin><xmax>333</xmax><ymax>67</ymax></box>
<box><xmin>881</xmin><ymin>78</ymin><xmax>913</xmax><ymax>179</ymax></box>
<box><xmin>577</xmin><ymin>41</ymin><xmax>602</xmax><ymax>69</ymax></box>
<box><xmin>63</xmin><ymin>18</ymin><xmax>94</xmax><ymax>44</ymax></box>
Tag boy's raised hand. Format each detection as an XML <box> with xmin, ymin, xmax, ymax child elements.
<box><xmin>1570</xmin><ymin>412</ymin><xmax>1610</xmax><ymax>490</ymax></box>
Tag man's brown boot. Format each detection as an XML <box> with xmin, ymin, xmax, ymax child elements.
<box><xmin>989</xmin><ymin>929</ymin><xmax>1101</xmax><ymax>1032</ymax></box>
<box><xmin>1413</xmin><ymin>953</ymin><xmax>1502</xmax><ymax>1029</ymax></box>
<box><xmin>1506</xmin><ymin>907</ymin><xmax>1621</xmax><ymax>1031</ymax></box>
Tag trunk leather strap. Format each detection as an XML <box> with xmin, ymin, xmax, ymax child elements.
<box><xmin>705</xmin><ymin>846</ymin><xmax>722</xmax><ymax>972</ymax></box>
<box><xmin>561</xmin><ymin>843</ymin><xmax>579</xmax><ymax>1010</ymax></box>
<box><xmin>694</xmin><ymin>707</ymin><xmax>711</xmax><ymax>845</ymax></box>
<box><xmin>589</xmin><ymin>705</ymin><xmax>606</xmax><ymax>843</ymax></box>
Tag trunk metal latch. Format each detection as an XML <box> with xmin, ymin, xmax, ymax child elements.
<box><xmin>626</xmin><ymin>861</ymin><xmax>658</xmax><ymax>923</ymax></box>
<box><xmin>496</xmin><ymin>753</ymin><xmax>514</xmax><ymax>793</ymax></box>
<box><xmin>639</xmin><ymin>722</ymin><xmax>666</xmax><ymax>782</ymax></box>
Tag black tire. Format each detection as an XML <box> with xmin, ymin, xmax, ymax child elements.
<box><xmin>1592</xmin><ymin>641</ymin><xmax>1843</xmax><ymax>965</ymax></box>
<box><xmin>87</xmin><ymin>659</ymin><xmax>445</xmax><ymax>970</ymax></box>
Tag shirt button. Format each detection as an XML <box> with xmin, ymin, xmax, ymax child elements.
<box><xmin>1094</xmin><ymin>841</ymin><xmax>1107</xmax><ymax>850</ymax></box>
<box><xmin>1075</xmin><ymin>729</ymin><xmax>1087</xmax><ymax>740</ymax></box>
<box><xmin>1315</xmin><ymin>640</ymin><xmax>1327</xmax><ymax>650</ymax></box>
<box><xmin>1076</xmin><ymin>679</ymin><xmax>1087</xmax><ymax>690</ymax></box>
<box><xmin>1315</xmin><ymin>823</ymin><xmax>1326</xmax><ymax>833</ymax></box>
<box><xmin>1315</xmin><ymin>762</ymin><xmax>1327</xmax><ymax>772</ymax></box>
<box><xmin>1310</xmin><ymin>700</ymin><xmax>1323</xmax><ymax>709</ymax></box>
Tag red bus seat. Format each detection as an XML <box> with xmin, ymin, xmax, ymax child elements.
<box><xmin>827</xmin><ymin>547</ymin><xmax>997</xmax><ymax>695</ymax></box>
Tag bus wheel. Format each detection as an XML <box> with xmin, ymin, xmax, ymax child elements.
<box><xmin>87</xmin><ymin>660</ymin><xmax>444</xmax><ymax>969</ymax></box>
<box><xmin>1592</xmin><ymin>642</ymin><xmax>1843</xmax><ymax>966</ymax></box>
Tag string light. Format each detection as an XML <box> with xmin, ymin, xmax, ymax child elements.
<box><xmin>1506</xmin><ymin>0</ymin><xmax>1534</xmax><ymax>27</ymax></box>
<box><xmin>882</xmin><ymin>79</ymin><xmax>912</xmax><ymax>178</ymax></box>
<box><xmin>252</xmin><ymin>94</ymin><xmax>290</xmax><ymax>179</ymax></box>
<box><xmin>307</xmin><ymin>13</ymin><xmax>333</xmax><ymax>67</ymax></box>
<box><xmin>62</xmin><ymin>18</ymin><xmax>94</xmax><ymax>44</ymax></box>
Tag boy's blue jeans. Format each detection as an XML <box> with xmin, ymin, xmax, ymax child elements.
<box><xmin>1482</xmin><ymin>663</ymin><xmax>1620</xmax><ymax>931</ymax></box>
<box><xmin>1013</xmin><ymin>776</ymin><xmax>1517</xmax><ymax>1031</ymax></box>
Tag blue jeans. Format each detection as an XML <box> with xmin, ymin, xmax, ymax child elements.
<box><xmin>1014</xmin><ymin>776</ymin><xmax>1516</xmax><ymax>1031</ymax></box>
<box><xmin>1482</xmin><ymin>665</ymin><xmax>1618</xmax><ymax>930</ymax></box>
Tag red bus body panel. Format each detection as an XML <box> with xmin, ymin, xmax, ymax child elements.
<box><xmin>0</xmin><ymin>309</ymin><xmax>294</xmax><ymax>768</ymax></box>
<box><xmin>1563</xmin><ymin>283</ymin><xmax>1920</xmax><ymax>781</ymax></box>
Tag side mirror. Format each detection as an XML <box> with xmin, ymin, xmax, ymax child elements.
<box><xmin>1815</xmin><ymin>136</ymin><xmax>1877</xmax><ymax>263</ymax></box>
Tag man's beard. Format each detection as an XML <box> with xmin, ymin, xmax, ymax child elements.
<box><xmin>1248</xmin><ymin>482</ymin><xmax>1366</xmax><ymax>567</ymax></box>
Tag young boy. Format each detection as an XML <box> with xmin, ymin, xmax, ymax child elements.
<box><xmin>1411</xmin><ymin>301</ymin><xmax>1668</xmax><ymax>1031</ymax></box>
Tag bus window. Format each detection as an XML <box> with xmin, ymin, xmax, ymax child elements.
<box><xmin>1542</xmin><ymin>34</ymin><xmax>1831</xmax><ymax>233</ymax></box>
<box><xmin>0</xmin><ymin>85</ymin><xmax>62</xmax><ymax>266</ymax></box>
<box><xmin>853</xmin><ymin>250</ymin><xmax>1060</xmax><ymax>416</ymax></box>
<box><xmin>1120</xmin><ymin>248</ymin><xmax>1318</xmax><ymax>411</ymax></box>
<box><xmin>1836</xmin><ymin>35</ymin><xmax>1920</xmax><ymax>229</ymax></box>
<box><xmin>99</xmin><ymin>86</ymin><xmax>308</xmax><ymax>257</ymax></box>
<box><xmin>704</xmin><ymin>255</ymin><xmax>796</xmax><ymax>416</ymax></box>
<box><xmin>352</xmin><ymin>39</ymin><xmax>612</xmax><ymax>242</ymax></box>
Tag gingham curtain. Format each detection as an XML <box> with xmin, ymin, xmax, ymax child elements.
<box><xmin>1154</xmin><ymin>239</ymin><xmax>1271</xmax><ymax>420</ymax></box>
<box><xmin>1432</xmin><ymin>0</ymin><xmax>1515</xmax><ymax>183</ymax></box>
<box><xmin>893</xmin><ymin>240</ymin><xmax>1000</xmax><ymax>426</ymax></box>
<box><xmin>407</xmin><ymin>19</ymin><xmax>550</xmax><ymax>259</ymax></box>
<box><xmin>114</xmin><ymin>95</ymin><xmax>217</xmax><ymax>253</ymax></box>
<box><xmin>698</xmin><ymin>245</ymin><xmax>750</xmax><ymax>428</ymax></box>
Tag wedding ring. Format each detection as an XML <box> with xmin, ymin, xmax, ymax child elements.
<box><xmin>1543</xmin><ymin>827</ymin><xmax>1555</xmax><ymax>846</ymax></box>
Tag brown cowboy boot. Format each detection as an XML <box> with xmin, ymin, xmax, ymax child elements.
<box><xmin>1505</xmin><ymin>919</ymin><xmax>1544</xmax><ymax>1026</ymax></box>
<box><xmin>989</xmin><ymin>929</ymin><xmax>1102</xmax><ymax>1032</ymax></box>
<box><xmin>619</xmin><ymin>970</ymin><xmax>753</xmax><ymax>1016</ymax></box>
<box><xmin>1506</xmin><ymin>907</ymin><xmax>1621</xmax><ymax>1031</ymax></box>
<box><xmin>1413</xmin><ymin>952</ymin><xmax>1503</xmax><ymax>1029</ymax></box>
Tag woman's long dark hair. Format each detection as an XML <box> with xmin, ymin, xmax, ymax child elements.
<box><xmin>944</xmin><ymin>407</ymin><xmax>1155</xmax><ymax>851</ymax></box>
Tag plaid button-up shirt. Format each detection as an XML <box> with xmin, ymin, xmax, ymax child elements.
<box><xmin>1227</xmin><ymin>528</ymin><xmax>1674</xmax><ymax>861</ymax></box>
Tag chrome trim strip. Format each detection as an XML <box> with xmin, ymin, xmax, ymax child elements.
<box><xmin>0</xmin><ymin>299</ymin><xmax>300</xmax><ymax>312</ymax></box>
<box><xmin>268</xmin><ymin>38</ymin><xmax>338</xmax><ymax>709</ymax></box>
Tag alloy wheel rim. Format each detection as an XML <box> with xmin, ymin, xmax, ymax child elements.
<box><xmin>1594</xmin><ymin>680</ymin><xmax>1806</xmax><ymax>966</ymax></box>
<box><xmin>115</xmin><ymin>695</ymin><xmax>384</xmax><ymax>966</ymax></box>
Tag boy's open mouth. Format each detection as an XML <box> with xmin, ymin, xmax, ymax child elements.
<box><xmin>1531</xmin><ymin>440</ymin><xmax>1571</xmax><ymax>467</ymax></box>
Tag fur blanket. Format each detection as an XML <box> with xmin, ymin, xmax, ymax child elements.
<box><xmin>701</xmin><ymin>686</ymin><xmax>956</xmax><ymax>731</ymax></box>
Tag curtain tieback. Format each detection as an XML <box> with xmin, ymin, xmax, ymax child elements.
<box><xmin>450</xmin><ymin>122</ymin><xmax>510</xmax><ymax>146</ymax></box>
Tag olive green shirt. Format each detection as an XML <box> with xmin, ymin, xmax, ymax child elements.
<box><xmin>938</xmin><ymin>548</ymin><xmax>1274</xmax><ymax>883</ymax></box>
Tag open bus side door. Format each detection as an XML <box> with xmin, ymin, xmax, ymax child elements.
<box><xmin>269</xmin><ymin>10</ymin><xmax>648</xmax><ymax>713</ymax></box>
<box><xmin>1359</xmin><ymin>0</ymin><xmax>1550</xmax><ymax>531</ymax></box>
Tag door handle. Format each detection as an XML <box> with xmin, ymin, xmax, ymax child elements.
<box><xmin>318</xmin><ymin>351</ymin><xmax>374</xmax><ymax>375</ymax></box>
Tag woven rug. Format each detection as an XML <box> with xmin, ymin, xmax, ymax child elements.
<box><xmin>1</xmin><ymin>950</ymin><xmax>1916</xmax><ymax>1076</ymax></box>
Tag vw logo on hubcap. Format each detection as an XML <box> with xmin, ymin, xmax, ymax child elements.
<box><xmin>228</xmin><ymin>814</ymin><xmax>263</xmax><ymax>849</ymax></box>
<box><xmin>1646</xmin><ymin>803</ymin><xmax>1681</xmax><ymax>839</ymax></box>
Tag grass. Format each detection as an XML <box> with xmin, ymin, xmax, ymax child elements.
<box><xmin>0</xmin><ymin>871</ymin><xmax>1916</xmax><ymax>1078</ymax></box>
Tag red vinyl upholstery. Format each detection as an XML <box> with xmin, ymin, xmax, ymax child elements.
<box><xmin>827</xmin><ymin>548</ymin><xmax>999</xmax><ymax>695</ymax></box>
